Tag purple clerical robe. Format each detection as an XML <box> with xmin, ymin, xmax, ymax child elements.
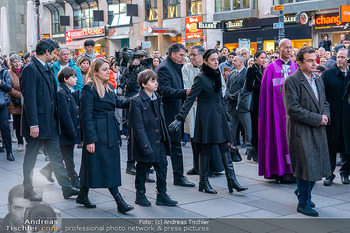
<box><xmin>258</xmin><ymin>58</ymin><xmax>298</xmax><ymax>178</ymax></box>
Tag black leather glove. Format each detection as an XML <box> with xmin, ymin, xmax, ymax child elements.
<box><xmin>168</xmin><ymin>119</ymin><xmax>183</xmax><ymax>132</ymax></box>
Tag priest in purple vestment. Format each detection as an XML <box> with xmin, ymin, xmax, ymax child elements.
<box><xmin>258</xmin><ymin>39</ymin><xmax>298</xmax><ymax>183</ymax></box>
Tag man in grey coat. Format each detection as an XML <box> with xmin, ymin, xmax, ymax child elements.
<box><xmin>283</xmin><ymin>47</ymin><xmax>331</xmax><ymax>217</ymax></box>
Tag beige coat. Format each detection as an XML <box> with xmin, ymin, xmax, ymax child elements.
<box><xmin>8</xmin><ymin>69</ymin><xmax>22</xmax><ymax>115</ymax></box>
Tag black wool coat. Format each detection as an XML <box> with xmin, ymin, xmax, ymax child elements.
<box><xmin>129</xmin><ymin>89</ymin><xmax>171</xmax><ymax>162</ymax></box>
<box><xmin>155</xmin><ymin>56</ymin><xmax>187</xmax><ymax>143</ymax></box>
<box><xmin>246</xmin><ymin>63</ymin><xmax>263</xmax><ymax>113</ymax></box>
<box><xmin>57</xmin><ymin>83</ymin><xmax>81</xmax><ymax>145</ymax></box>
<box><xmin>79</xmin><ymin>82</ymin><xmax>129</xmax><ymax>188</ymax></box>
<box><xmin>20</xmin><ymin>56</ymin><xmax>60</xmax><ymax>139</ymax></box>
<box><xmin>176</xmin><ymin>70</ymin><xmax>231</xmax><ymax>144</ymax></box>
<box><xmin>322</xmin><ymin>65</ymin><xmax>350</xmax><ymax>155</ymax></box>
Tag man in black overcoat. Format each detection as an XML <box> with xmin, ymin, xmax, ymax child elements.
<box><xmin>322</xmin><ymin>48</ymin><xmax>350</xmax><ymax>186</ymax></box>
<box><xmin>155</xmin><ymin>43</ymin><xmax>195</xmax><ymax>187</ymax></box>
<box><xmin>20</xmin><ymin>38</ymin><xmax>79</xmax><ymax>201</ymax></box>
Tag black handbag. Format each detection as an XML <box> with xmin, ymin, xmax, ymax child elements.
<box><xmin>11</xmin><ymin>96</ymin><xmax>21</xmax><ymax>106</ymax></box>
<box><xmin>236</xmin><ymin>79</ymin><xmax>252</xmax><ymax>113</ymax></box>
<box><xmin>230</xmin><ymin>146</ymin><xmax>242</xmax><ymax>162</ymax></box>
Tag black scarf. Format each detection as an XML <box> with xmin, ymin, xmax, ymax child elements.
<box><xmin>201</xmin><ymin>63</ymin><xmax>222</xmax><ymax>93</ymax></box>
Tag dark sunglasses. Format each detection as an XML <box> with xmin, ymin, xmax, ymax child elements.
<box><xmin>271</xmin><ymin>56</ymin><xmax>278</xmax><ymax>59</ymax></box>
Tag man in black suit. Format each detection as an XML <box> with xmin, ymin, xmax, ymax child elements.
<box><xmin>155</xmin><ymin>43</ymin><xmax>195</xmax><ymax>187</ymax></box>
<box><xmin>20</xmin><ymin>38</ymin><xmax>79</xmax><ymax>201</ymax></box>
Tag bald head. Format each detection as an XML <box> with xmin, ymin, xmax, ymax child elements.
<box><xmin>278</xmin><ymin>39</ymin><xmax>293</xmax><ymax>61</ymax></box>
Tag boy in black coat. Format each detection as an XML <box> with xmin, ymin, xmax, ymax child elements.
<box><xmin>40</xmin><ymin>67</ymin><xmax>81</xmax><ymax>188</ymax></box>
<box><xmin>129</xmin><ymin>70</ymin><xmax>177</xmax><ymax>207</ymax></box>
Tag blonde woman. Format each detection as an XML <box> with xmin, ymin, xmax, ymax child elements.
<box><xmin>77</xmin><ymin>58</ymin><xmax>134</xmax><ymax>213</ymax></box>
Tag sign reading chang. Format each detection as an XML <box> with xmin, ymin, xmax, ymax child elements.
<box><xmin>315</xmin><ymin>14</ymin><xmax>342</xmax><ymax>26</ymax></box>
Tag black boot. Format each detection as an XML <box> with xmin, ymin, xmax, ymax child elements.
<box><xmin>247</xmin><ymin>146</ymin><xmax>258</xmax><ymax>162</ymax></box>
<box><xmin>7</xmin><ymin>152</ymin><xmax>15</xmax><ymax>161</ymax></box>
<box><xmin>156</xmin><ymin>192</ymin><xmax>177</xmax><ymax>206</ymax></box>
<box><xmin>76</xmin><ymin>187</ymin><xmax>96</xmax><ymax>208</ymax></box>
<box><xmin>70</xmin><ymin>174</ymin><xmax>81</xmax><ymax>189</ymax></box>
<box><xmin>62</xmin><ymin>186</ymin><xmax>80</xmax><ymax>199</ymax></box>
<box><xmin>198</xmin><ymin>154</ymin><xmax>217</xmax><ymax>194</ymax></box>
<box><xmin>221</xmin><ymin>151</ymin><xmax>248</xmax><ymax>193</ymax></box>
<box><xmin>135</xmin><ymin>190</ymin><xmax>151</xmax><ymax>207</ymax></box>
<box><xmin>113</xmin><ymin>192</ymin><xmax>134</xmax><ymax>213</ymax></box>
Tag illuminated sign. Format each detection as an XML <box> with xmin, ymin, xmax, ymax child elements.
<box><xmin>185</xmin><ymin>16</ymin><xmax>202</xmax><ymax>40</ymax></box>
<box><xmin>340</xmin><ymin>5</ymin><xmax>350</xmax><ymax>22</ymax></box>
<box><xmin>148</xmin><ymin>9</ymin><xmax>158</xmax><ymax>21</ymax></box>
<box><xmin>167</xmin><ymin>5</ymin><xmax>179</xmax><ymax>18</ymax></box>
<box><xmin>197</xmin><ymin>22</ymin><xmax>221</xmax><ymax>29</ymax></box>
<box><xmin>190</xmin><ymin>1</ymin><xmax>202</xmax><ymax>16</ymax></box>
<box><xmin>225</xmin><ymin>20</ymin><xmax>243</xmax><ymax>30</ymax></box>
<box><xmin>66</xmin><ymin>28</ymin><xmax>105</xmax><ymax>43</ymax></box>
<box><xmin>315</xmin><ymin>15</ymin><xmax>342</xmax><ymax>26</ymax></box>
<box><xmin>273</xmin><ymin>5</ymin><xmax>284</xmax><ymax>11</ymax></box>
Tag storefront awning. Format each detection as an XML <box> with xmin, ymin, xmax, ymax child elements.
<box><xmin>64</xmin><ymin>37</ymin><xmax>105</xmax><ymax>50</ymax></box>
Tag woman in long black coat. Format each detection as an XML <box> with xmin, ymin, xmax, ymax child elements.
<box><xmin>77</xmin><ymin>58</ymin><xmax>134</xmax><ymax>213</ymax></box>
<box><xmin>245</xmin><ymin>50</ymin><xmax>267</xmax><ymax>162</ymax></box>
<box><xmin>169</xmin><ymin>49</ymin><xmax>247</xmax><ymax>194</ymax></box>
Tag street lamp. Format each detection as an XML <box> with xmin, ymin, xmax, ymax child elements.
<box><xmin>35</xmin><ymin>0</ymin><xmax>40</xmax><ymax>41</ymax></box>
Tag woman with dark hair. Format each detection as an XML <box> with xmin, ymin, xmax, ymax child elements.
<box><xmin>169</xmin><ymin>49</ymin><xmax>247</xmax><ymax>194</ymax></box>
<box><xmin>79</xmin><ymin>56</ymin><xmax>91</xmax><ymax>84</ymax></box>
<box><xmin>245</xmin><ymin>50</ymin><xmax>267</xmax><ymax>162</ymax></box>
<box><xmin>8</xmin><ymin>54</ymin><xmax>24</xmax><ymax>152</ymax></box>
<box><xmin>152</xmin><ymin>57</ymin><xmax>161</xmax><ymax>70</ymax></box>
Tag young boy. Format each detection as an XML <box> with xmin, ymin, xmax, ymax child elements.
<box><xmin>129</xmin><ymin>70</ymin><xmax>177</xmax><ymax>207</ymax></box>
<box><xmin>40</xmin><ymin>67</ymin><xmax>82</xmax><ymax>188</ymax></box>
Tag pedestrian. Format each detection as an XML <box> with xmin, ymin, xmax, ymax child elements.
<box><xmin>20</xmin><ymin>38</ymin><xmax>80</xmax><ymax>201</ymax></box>
<box><xmin>219</xmin><ymin>47</ymin><xmax>230</xmax><ymax>64</ymax></box>
<box><xmin>319</xmin><ymin>34</ymin><xmax>332</xmax><ymax>52</ymax></box>
<box><xmin>83</xmin><ymin>39</ymin><xmax>97</xmax><ymax>62</ymax></box>
<box><xmin>78</xmin><ymin>57</ymin><xmax>134</xmax><ymax>213</ymax></box>
<box><xmin>324</xmin><ymin>46</ymin><xmax>344</xmax><ymax>69</ymax></box>
<box><xmin>8</xmin><ymin>54</ymin><xmax>24</xmax><ymax>152</ymax></box>
<box><xmin>52</xmin><ymin>47</ymin><xmax>83</xmax><ymax>91</ymax></box>
<box><xmin>152</xmin><ymin>57</ymin><xmax>161</xmax><ymax>70</ymax></box>
<box><xmin>258</xmin><ymin>38</ymin><xmax>298</xmax><ymax>184</ymax></box>
<box><xmin>169</xmin><ymin>49</ymin><xmax>248</xmax><ymax>194</ymax></box>
<box><xmin>322</xmin><ymin>48</ymin><xmax>350</xmax><ymax>186</ymax></box>
<box><xmin>219</xmin><ymin>52</ymin><xmax>235</xmax><ymax>80</ymax></box>
<box><xmin>0</xmin><ymin>58</ymin><xmax>14</xmax><ymax>161</ymax></box>
<box><xmin>315</xmin><ymin>65</ymin><xmax>327</xmax><ymax>76</ymax></box>
<box><xmin>129</xmin><ymin>69</ymin><xmax>177</xmax><ymax>207</ymax></box>
<box><xmin>283</xmin><ymin>46</ymin><xmax>331</xmax><ymax>217</ymax></box>
<box><xmin>245</xmin><ymin>50</ymin><xmax>267</xmax><ymax>162</ymax></box>
<box><xmin>155</xmin><ymin>43</ymin><xmax>195</xmax><ymax>188</ymax></box>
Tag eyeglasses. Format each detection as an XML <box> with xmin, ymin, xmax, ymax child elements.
<box><xmin>271</xmin><ymin>56</ymin><xmax>278</xmax><ymax>59</ymax></box>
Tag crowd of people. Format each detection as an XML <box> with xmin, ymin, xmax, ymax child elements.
<box><xmin>0</xmin><ymin>34</ymin><xmax>349</xmax><ymax>218</ymax></box>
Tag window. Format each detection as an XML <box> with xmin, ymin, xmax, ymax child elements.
<box><xmin>81</xmin><ymin>2</ymin><xmax>98</xmax><ymax>29</ymax></box>
<box><xmin>52</xmin><ymin>8</ymin><xmax>65</xmax><ymax>34</ymax></box>
<box><xmin>215</xmin><ymin>0</ymin><xmax>232</xmax><ymax>12</ymax></box>
<box><xmin>273</xmin><ymin>0</ymin><xmax>293</xmax><ymax>4</ymax></box>
<box><xmin>187</xmin><ymin>0</ymin><xmax>202</xmax><ymax>16</ymax></box>
<box><xmin>109</xmin><ymin>0</ymin><xmax>131</xmax><ymax>26</ymax></box>
<box><xmin>74</xmin><ymin>9</ymin><xmax>81</xmax><ymax>29</ymax></box>
<box><xmin>145</xmin><ymin>0</ymin><xmax>158</xmax><ymax>21</ymax></box>
<box><xmin>216</xmin><ymin>0</ymin><xmax>256</xmax><ymax>12</ymax></box>
<box><xmin>164</xmin><ymin>0</ymin><xmax>180</xmax><ymax>19</ymax></box>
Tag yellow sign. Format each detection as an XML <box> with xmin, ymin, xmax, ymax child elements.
<box><xmin>273</xmin><ymin>5</ymin><xmax>284</xmax><ymax>11</ymax></box>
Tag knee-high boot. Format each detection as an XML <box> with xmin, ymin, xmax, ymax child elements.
<box><xmin>109</xmin><ymin>188</ymin><xmax>134</xmax><ymax>214</ymax></box>
<box><xmin>198</xmin><ymin>153</ymin><xmax>217</xmax><ymax>194</ymax></box>
<box><xmin>221</xmin><ymin>151</ymin><xmax>248</xmax><ymax>193</ymax></box>
<box><xmin>76</xmin><ymin>186</ymin><xmax>96</xmax><ymax>208</ymax></box>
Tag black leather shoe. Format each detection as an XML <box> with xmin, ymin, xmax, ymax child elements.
<box><xmin>173</xmin><ymin>176</ymin><xmax>195</xmax><ymax>187</ymax></box>
<box><xmin>146</xmin><ymin>175</ymin><xmax>155</xmax><ymax>183</ymax></box>
<box><xmin>135</xmin><ymin>190</ymin><xmax>151</xmax><ymax>207</ymax></box>
<box><xmin>186</xmin><ymin>168</ymin><xmax>198</xmax><ymax>175</ymax></box>
<box><xmin>39</xmin><ymin>167</ymin><xmax>55</xmax><ymax>183</ymax></box>
<box><xmin>297</xmin><ymin>204</ymin><xmax>319</xmax><ymax>217</ymax></box>
<box><xmin>76</xmin><ymin>187</ymin><xmax>96</xmax><ymax>208</ymax></box>
<box><xmin>341</xmin><ymin>174</ymin><xmax>350</xmax><ymax>184</ymax></box>
<box><xmin>24</xmin><ymin>187</ymin><xmax>42</xmax><ymax>201</ymax></box>
<box><xmin>126</xmin><ymin>165</ymin><xmax>136</xmax><ymax>175</ymax></box>
<box><xmin>294</xmin><ymin>189</ymin><xmax>315</xmax><ymax>208</ymax></box>
<box><xmin>156</xmin><ymin>192</ymin><xmax>177</xmax><ymax>206</ymax></box>
<box><xmin>7</xmin><ymin>152</ymin><xmax>15</xmax><ymax>161</ymax></box>
<box><xmin>323</xmin><ymin>175</ymin><xmax>335</xmax><ymax>186</ymax></box>
<box><xmin>62</xmin><ymin>186</ymin><xmax>80</xmax><ymax>199</ymax></box>
<box><xmin>113</xmin><ymin>193</ymin><xmax>134</xmax><ymax>214</ymax></box>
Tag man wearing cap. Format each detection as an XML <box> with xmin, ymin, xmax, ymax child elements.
<box><xmin>324</xmin><ymin>45</ymin><xmax>345</xmax><ymax>69</ymax></box>
<box><xmin>83</xmin><ymin>40</ymin><xmax>96</xmax><ymax>62</ymax></box>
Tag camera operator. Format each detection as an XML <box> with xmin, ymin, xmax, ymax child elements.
<box><xmin>123</xmin><ymin>52</ymin><xmax>155</xmax><ymax>182</ymax></box>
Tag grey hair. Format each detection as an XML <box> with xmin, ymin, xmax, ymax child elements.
<box><xmin>236</xmin><ymin>55</ymin><xmax>246</xmax><ymax>64</ymax></box>
<box><xmin>10</xmin><ymin>54</ymin><xmax>21</xmax><ymax>64</ymax></box>
<box><xmin>190</xmin><ymin>45</ymin><xmax>205</xmax><ymax>55</ymax></box>
<box><xmin>59</xmin><ymin>47</ymin><xmax>70</xmax><ymax>53</ymax></box>
<box><xmin>240</xmin><ymin>48</ymin><xmax>248</xmax><ymax>53</ymax></box>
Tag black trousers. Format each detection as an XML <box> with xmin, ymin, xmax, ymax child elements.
<box><xmin>126</xmin><ymin>108</ymin><xmax>135</xmax><ymax>167</ymax></box>
<box><xmin>170</xmin><ymin>142</ymin><xmax>184</xmax><ymax>180</ymax></box>
<box><xmin>135</xmin><ymin>143</ymin><xmax>168</xmax><ymax>193</ymax></box>
<box><xmin>60</xmin><ymin>144</ymin><xmax>78</xmax><ymax>178</ymax></box>
<box><xmin>23</xmin><ymin>121</ymin><xmax>71</xmax><ymax>188</ymax></box>
<box><xmin>13</xmin><ymin>114</ymin><xmax>24</xmax><ymax>145</ymax></box>
<box><xmin>330</xmin><ymin>152</ymin><xmax>350</xmax><ymax>175</ymax></box>
<box><xmin>0</xmin><ymin>106</ymin><xmax>12</xmax><ymax>153</ymax></box>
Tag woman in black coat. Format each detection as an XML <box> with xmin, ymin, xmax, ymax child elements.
<box><xmin>245</xmin><ymin>50</ymin><xmax>267</xmax><ymax>162</ymax></box>
<box><xmin>77</xmin><ymin>58</ymin><xmax>134</xmax><ymax>213</ymax></box>
<box><xmin>169</xmin><ymin>49</ymin><xmax>247</xmax><ymax>194</ymax></box>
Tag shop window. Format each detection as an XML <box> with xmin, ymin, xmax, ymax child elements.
<box><xmin>273</xmin><ymin>0</ymin><xmax>293</xmax><ymax>4</ymax></box>
<box><xmin>215</xmin><ymin>0</ymin><xmax>230</xmax><ymax>12</ymax></box>
<box><xmin>145</xmin><ymin>0</ymin><xmax>158</xmax><ymax>21</ymax></box>
<box><xmin>164</xmin><ymin>0</ymin><xmax>180</xmax><ymax>19</ymax></box>
<box><xmin>187</xmin><ymin>0</ymin><xmax>202</xmax><ymax>16</ymax></box>
<box><xmin>109</xmin><ymin>0</ymin><xmax>131</xmax><ymax>26</ymax></box>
